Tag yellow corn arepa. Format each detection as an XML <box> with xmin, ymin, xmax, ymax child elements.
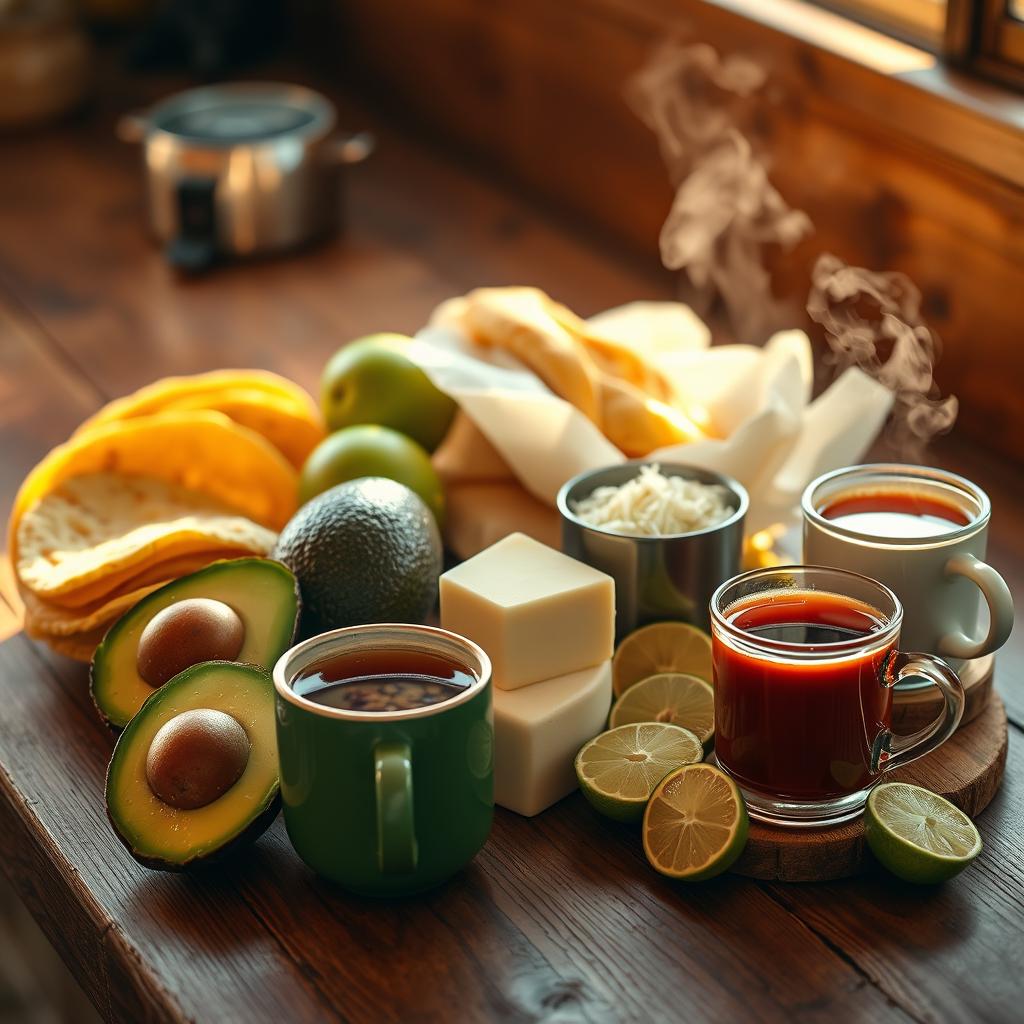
<box><xmin>25</xmin><ymin>546</ymin><xmax>264</xmax><ymax>611</ymax></box>
<box><xmin>43</xmin><ymin>628</ymin><xmax>109</xmax><ymax>663</ymax></box>
<box><xmin>21</xmin><ymin>580</ymin><xmax>168</xmax><ymax>636</ymax></box>
<box><xmin>9</xmin><ymin>378</ymin><xmax>302</xmax><ymax>660</ymax></box>
<box><xmin>17</xmin><ymin>474</ymin><xmax>278</xmax><ymax>602</ymax></box>
<box><xmin>77</xmin><ymin>378</ymin><xmax>323</xmax><ymax>471</ymax></box>
<box><xmin>457</xmin><ymin>286</ymin><xmax>703</xmax><ymax>456</ymax></box>
<box><xmin>75</xmin><ymin>369</ymin><xmax>320</xmax><ymax>430</ymax></box>
<box><xmin>11</xmin><ymin>410</ymin><xmax>297</xmax><ymax>536</ymax></box>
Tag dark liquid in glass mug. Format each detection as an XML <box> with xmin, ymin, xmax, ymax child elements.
<box><xmin>821</xmin><ymin>489</ymin><xmax>970</xmax><ymax>539</ymax></box>
<box><xmin>713</xmin><ymin>590</ymin><xmax>894</xmax><ymax>801</ymax></box>
<box><xmin>292</xmin><ymin>649</ymin><xmax>475</xmax><ymax>713</ymax></box>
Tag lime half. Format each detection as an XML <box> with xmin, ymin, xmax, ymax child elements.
<box><xmin>643</xmin><ymin>763</ymin><xmax>748</xmax><ymax>881</ymax></box>
<box><xmin>865</xmin><ymin>783</ymin><xmax>982</xmax><ymax>884</ymax></box>
<box><xmin>612</xmin><ymin>622</ymin><xmax>712</xmax><ymax>697</ymax></box>
<box><xmin>609</xmin><ymin>672</ymin><xmax>714</xmax><ymax>750</ymax></box>
<box><xmin>575</xmin><ymin>723</ymin><xmax>704</xmax><ymax>823</ymax></box>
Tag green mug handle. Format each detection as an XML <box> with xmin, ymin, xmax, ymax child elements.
<box><xmin>374</xmin><ymin>742</ymin><xmax>418</xmax><ymax>874</ymax></box>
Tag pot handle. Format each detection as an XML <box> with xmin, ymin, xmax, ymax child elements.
<box><xmin>165</xmin><ymin>177</ymin><xmax>218</xmax><ymax>274</ymax></box>
<box><xmin>325</xmin><ymin>131</ymin><xmax>375</xmax><ymax>166</ymax></box>
<box><xmin>116</xmin><ymin>111</ymin><xmax>149</xmax><ymax>144</ymax></box>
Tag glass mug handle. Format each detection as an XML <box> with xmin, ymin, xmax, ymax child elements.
<box><xmin>871</xmin><ymin>652</ymin><xmax>966</xmax><ymax>775</ymax></box>
<box><xmin>939</xmin><ymin>553</ymin><xmax>1015</xmax><ymax>661</ymax></box>
<box><xmin>374</xmin><ymin>742</ymin><xmax>418</xmax><ymax>873</ymax></box>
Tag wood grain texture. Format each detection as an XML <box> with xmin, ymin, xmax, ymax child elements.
<box><xmin>734</xmin><ymin>692</ymin><xmax>1008</xmax><ymax>881</ymax></box>
<box><xmin>1</xmin><ymin>58</ymin><xmax>1023</xmax><ymax>1024</ymax></box>
<box><xmin>766</xmin><ymin>728</ymin><xmax>1024</xmax><ymax>1024</ymax></box>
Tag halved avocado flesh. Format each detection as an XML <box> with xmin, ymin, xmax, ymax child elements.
<box><xmin>106</xmin><ymin>661</ymin><xmax>279</xmax><ymax>870</ymax></box>
<box><xmin>91</xmin><ymin>557</ymin><xmax>299</xmax><ymax>728</ymax></box>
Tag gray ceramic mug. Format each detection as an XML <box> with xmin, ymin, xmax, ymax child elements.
<box><xmin>557</xmin><ymin>462</ymin><xmax>748</xmax><ymax>638</ymax></box>
<box><xmin>802</xmin><ymin>464</ymin><xmax>1013</xmax><ymax>663</ymax></box>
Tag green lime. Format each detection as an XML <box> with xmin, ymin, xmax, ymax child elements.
<box><xmin>865</xmin><ymin>783</ymin><xmax>982</xmax><ymax>884</ymax></box>
<box><xmin>643</xmin><ymin>763</ymin><xmax>748</xmax><ymax>881</ymax></box>
<box><xmin>609</xmin><ymin>672</ymin><xmax>714</xmax><ymax>750</ymax></box>
<box><xmin>299</xmin><ymin>424</ymin><xmax>444</xmax><ymax>525</ymax></box>
<box><xmin>575</xmin><ymin>723</ymin><xmax>704</xmax><ymax>823</ymax></box>
<box><xmin>320</xmin><ymin>335</ymin><xmax>456</xmax><ymax>452</ymax></box>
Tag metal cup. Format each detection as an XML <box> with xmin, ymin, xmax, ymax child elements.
<box><xmin>557</xmin><ymin>462</ymin><xmax>748</xmax><ymax>639</ymax></box>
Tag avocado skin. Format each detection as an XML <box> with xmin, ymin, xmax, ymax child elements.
<box><xmin>90</xmin><ymin>557</ymin><xmax>301</xmax><ymax>730</ymax></box>
<box><xmin>106</xmin><ymin>787</ymin><xmax>281</xmax><ymax>873</ymax></box>
<box><xmin>105</xmin><ymin>661</ymin><xmax>281</xmax><ymax>871</ymax></box>
<box><xmin>273</xmin><ymin>477</ymin><xmax>442</xmax><ymax>635</ymax></box>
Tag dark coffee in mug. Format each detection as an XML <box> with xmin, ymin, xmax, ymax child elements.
<box><xmin>292</xmin><ymin>648</ymin><xmax>475</xmax><ymax>713</ymax></box>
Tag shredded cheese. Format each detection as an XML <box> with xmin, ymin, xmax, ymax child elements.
<box><xmin>571</xmin><ymin>464</ymin><xmax>733</xmax><ymax>536</ymax></box>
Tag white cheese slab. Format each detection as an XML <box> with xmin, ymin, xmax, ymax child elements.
<box><xmin>493</xmin><ymin>659</ymin><xmax>612</xmax><ymax>817</ymax></box>
<box><xmin>440</xmin><ymin>532</ymin><xmax>614</xmax><ymax>690</ymax></box>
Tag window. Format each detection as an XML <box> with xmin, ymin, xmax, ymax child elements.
<box><xmin>813</xmin><ymin>1</ymin><xmax>1024</xmax><ymax>85</ymax></box>
<box><xmin>976</xmin><ymin>1</ymin><xmax>1024</xmax><ymax>84</ymax></box>
<box><xmin>815</xmin><ymin>1</ymin><xmax>947</xmax><ymax>49</ymax></box>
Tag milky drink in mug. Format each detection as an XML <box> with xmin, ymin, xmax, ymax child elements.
<box><xmin>802</xmin><ymin>465</ymin><xmax>1013</xmax><ymax>667</ymax></box>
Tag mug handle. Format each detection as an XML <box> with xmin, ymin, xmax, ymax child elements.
<box><xmin>938</xmin><ymin>553</ymin><xmax>1014</xmax><ymax>661</ymax></box>
<box><xmin>871</xmin><ymin>652</ymin><xmax>965</xmax><ymax>775</ymax></box>
<box><xmin>374</xmin><ymin>742</ymin><xmax>418</xmax><ymax>874</ymax></box>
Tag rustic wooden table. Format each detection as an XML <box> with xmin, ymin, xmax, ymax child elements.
<box><xmin>1</xmin><ymin>70</ymin><xmax>1022</xmax><ymax>1024</ymax></box>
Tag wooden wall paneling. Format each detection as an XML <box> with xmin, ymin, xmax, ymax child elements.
<box><xmin>324</xmin><ymin>0</ymin><xmax>1024</xmax><ymax>461</ymax></box>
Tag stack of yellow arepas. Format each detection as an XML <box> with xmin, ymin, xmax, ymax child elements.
<box><xmin>9</xmin><ymin>371</ymin><xmax>323</xmax><ymax>660</ymax></box>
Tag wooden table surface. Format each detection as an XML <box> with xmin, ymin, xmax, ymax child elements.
<box><xmin>1</xmin><ymin>69</ymin><xmax>1022</xmax><ymax>1024</ymax></box>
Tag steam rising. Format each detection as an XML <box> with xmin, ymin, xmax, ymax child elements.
<box><xmin>807</xmin><ymin>254</ymin><xmax>958</xmax><ymax>453</ymax></box>
<box><xmin>630</xmin><ymin>40</ymin><xmax>957</xmax><ymax>455</ymax></box>
<box><xmin>628</xmin><ymin>41</ymin><xmax>812</xmax><ymax>342</ymax></box>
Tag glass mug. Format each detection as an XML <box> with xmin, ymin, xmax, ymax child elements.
<box><xmin>710</xmin><ymin>566</ymin><xmax>966</xmax><ymax>826</ymax></box>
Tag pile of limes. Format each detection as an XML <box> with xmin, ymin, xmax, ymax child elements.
<box><xmin>576</xmin><ymin>621</ymin><xmax>983</xmax><ymax>886</ymax></box>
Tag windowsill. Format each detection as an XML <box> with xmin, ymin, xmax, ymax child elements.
<box><xmin>597</xmin><ymin>0</ymin><xmax>1024</xmax><ymax>188</ymax></box>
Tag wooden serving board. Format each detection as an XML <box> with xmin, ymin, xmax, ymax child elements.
<box><xmin>892</xmin><ymin>654</ymin><xmax>993</xmax><ymax>733</ymax></box>
<box><xmin>732</xmin><ymin>690</ymin><xmax>1008</xmax><ymax>882</ymax></box>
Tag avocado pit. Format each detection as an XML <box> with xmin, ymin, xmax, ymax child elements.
<box><xmin>137</xmin><ymin>598</ymin><xmax>245</xmax><ymax>688</ymax></box>
<box><xmin>145</xmin><ymin>708</ymin><xmax>250</xmax><ymax>810</ymax></box>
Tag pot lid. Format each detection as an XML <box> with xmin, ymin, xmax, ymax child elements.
<box><xmin>147</xmin><ymin>83</ymin><xmax>335</xmax><ymax>145</ymax></box>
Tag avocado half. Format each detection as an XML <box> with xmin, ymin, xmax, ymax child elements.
<box><xmin>91</xmin><ymin>557</ymin><xmax>300</xmax><ymax>728</ymax></box>
<box><xmin>106</xmin><ymin>661</ymin><xmax>280</xmax><ymax>870</ymax></box>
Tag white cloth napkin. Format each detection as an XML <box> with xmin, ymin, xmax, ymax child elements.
<box><xmin>410</xmin><ymin>300</ymin><xmax>893</xmax><ymax>538</ymax></box>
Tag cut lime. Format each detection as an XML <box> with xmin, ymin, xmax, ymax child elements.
<box><xmin>643</xmin><ymin>763</ymin><xmax>748</xmax><ymax>880</ymax></box>
<box><xmin>865</xmin><ymin>783</ymin><xmax>982</xmax><ymax>884</ymax></box>
<box><xmin>612</xmin><ymin>621</ymin><xmax>712</xmax><ymax>697</ymax></box>
<box><xmin>609</xmin><ymin>672</ymin><xmax>714</xmax><ymax>749</ymax></box>
<box><xmin>575</xmin><ymin>723</ymin><xmax>704</xmax><ymax>823</ymax></box>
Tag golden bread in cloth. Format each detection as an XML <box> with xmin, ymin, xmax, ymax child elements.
<box><xmin>457</xmin><ymin>287</ymin><xmax>702</xmax><ymax>456</ymax></box>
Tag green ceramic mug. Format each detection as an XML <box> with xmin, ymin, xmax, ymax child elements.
<box><xmin>273</xmin><ymin>623</ymin><xmax>493</xmax><ymax>897</ymax></box>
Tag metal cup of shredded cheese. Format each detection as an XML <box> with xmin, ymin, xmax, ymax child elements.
<box><xmin>557</xmin><ymin>462</ymin><xmax>748</xmax><ymax>638</ymax></box>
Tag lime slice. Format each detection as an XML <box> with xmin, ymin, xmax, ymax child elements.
<box><xmin>613</xmin><ymin>622</ymin><xmax>712</xmax><ymax>697</ymax></box>
<box><xmin>575</xmin><ymin>723</ymin><xmax>704</xmax><ymax>823</ymax></box>
<box><xmin>609</xmin><ymin>672</ymin><xmax>714</xmax><ymax>749</ymax></box>
<box><xmin>643</xmin><ymin>763</ymin><xmax>748</xmax><ymax>880</ymax></box>
<box><xmin>865</xmin><ymin>783</ymin><xmax>982</xmax><ymax>884</ymax></box>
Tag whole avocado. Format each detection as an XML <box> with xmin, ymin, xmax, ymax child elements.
<box><xmin>273</xmin><ymin>477</ymin><xmax>442</xmax><ymax>634</ymax></box>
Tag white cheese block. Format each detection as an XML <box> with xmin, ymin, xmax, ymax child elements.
<box><xmin>494</xmin><ymin>660</ymin><xmax>612</xmax><ymax>817</ymax></box>
<box><xmin>440</xmin><ymin>532</ymin><xmax>615</xmax><ymax>690</ymax></box>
